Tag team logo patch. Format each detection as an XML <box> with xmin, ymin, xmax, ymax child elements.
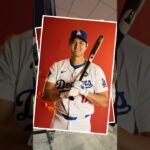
<box><xmin>76</xmin><ymin>30</ymin><xmax>81</xmax><ymax>36</ymax></box>
<box><xmin>102</xmin><ymin>78</ymin><xmax>107</xmax><ymax>88</ymax></box>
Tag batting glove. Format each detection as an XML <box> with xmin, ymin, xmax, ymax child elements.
<box><xmin>73</xmin><ymin>80</ymin><xmax>89</xmax><ymax>97</ymax></box>
<box><xmin>68</xmin><ymin>87</ymin><xmax>80</xmax><ymax>97</ymax></box>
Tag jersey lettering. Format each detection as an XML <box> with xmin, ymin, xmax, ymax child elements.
<box><xmin>81</xmin><ymin>96</ymin><xmax>88</xmax><ymax>103</ymax></box>
<box><xmin>16</xmin><ymin>89</ymin><xmax>34</xmax><ymax>130</ymax></box>
<box><xmin>56</xmin><ymin>79</ymin><xmax>93</xmax><ymax>91</ymax></box>
<box><xmin>83</xmin><ymin>80</ymin><xmax>93</xmax><ymax>88</ymax></box>
<box><xmin>115</xmin><ymin>91</ymin><xmax>131</xmax><ymax>116</ymax></box>
<box><xmin>56</xmin><ymin>79</ymin><xmax>72</xmax><ymax>90</ymax></box>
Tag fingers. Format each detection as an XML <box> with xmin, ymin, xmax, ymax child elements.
<box><xmin>60</xmin><ymin>91</ymin><xmax>69</xmax><ymax>99</ymax></box>
<box><xmin>73</xmin><ymin>80</ymin><xmax>83</xmax><ymax>90</ymax></box>
<box><xmin>73</xmin><ymin>80</ymin><xmax>88</xmax><ymax>97</ymax></box>
<box><xmin>68</xmin><ymin>87</ymin><xmax>79</xmax><ymax>97</ymax></box>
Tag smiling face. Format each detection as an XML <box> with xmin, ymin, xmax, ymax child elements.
<box><xmin>69</xmin><ymin>37</ymin><xmax>88</xmax><ymax>57</ymax></box>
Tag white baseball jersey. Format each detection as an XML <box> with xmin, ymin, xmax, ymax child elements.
<box><xmin>47</xmin><ymin>59</ymin><xmax>108</xmax><ymax>117</ymax></box>
<box><xmin>117</xmin><ymin>35</ymin><xmax>150</xmax><ymax>133</ymax></box>
<box><xmin>0</xmin><ymin>30</ymin><xmax>34</xmax><ymax>130</ymax></box>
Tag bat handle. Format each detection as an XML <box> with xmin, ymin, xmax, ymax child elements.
<box><xmin>68</xmin><ymin>96</ymin><xmax>74</xmax><ymax>101</ymax></box>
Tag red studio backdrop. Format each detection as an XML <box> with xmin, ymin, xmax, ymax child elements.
<box><xmin>35</xmin><ymin>27</ymin><xmax>116</xmax><ymax>124</ymax></box>
<box><xmin>34</xmin><ymin>16</ymin><xmax>117</xmax><ymax>134</ymax></box>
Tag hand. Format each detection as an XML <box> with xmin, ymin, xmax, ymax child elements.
<box><xmin>68</xmin><ymin>87</ymin><xmax>80</xmax><ymax>97</ymax></box>
<box><xmin>70</xmin><ymin>80</ymin><xmax>89</xmax><ymax>97</ymax></box>
<box><xmin>60</xmin><ymin>91</ymin><xmax>69</xmax><ymax>99</ymax></box>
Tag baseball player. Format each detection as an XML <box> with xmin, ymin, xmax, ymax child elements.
<box><xmin>0</xmin><ymin>30</ymin><xmax>34</xmax><ymax>149</ymax></box>
<box><xmin>42</xmin><ymin>29</ymin><xmax>108</xmax><ymax>132</ymax></box>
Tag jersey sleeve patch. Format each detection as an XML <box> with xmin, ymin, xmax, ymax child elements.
<box><xmin>102</xmin><ymin>78</ymin><xmax>107</xmax><ymax>88</ymax></box>
<box><xmin>94</xmin><ymin>66</ymin><xmax>108</xmax><ymax>93</ymax></box>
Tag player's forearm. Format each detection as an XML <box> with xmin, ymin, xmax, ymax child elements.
<box><xmin>118</xmin><ymin>126</ymin><xmax>150</xmax><ymax>150</ymax></box>
<box><xmin>42</xmin><ymin>89</ymin><xmax>61</xmax><ymax>101</ymax></box>
<box><xmin>42</xmin><ymin>82</ymin><xmax>62</xmax><ymax>101</ymax></box>
<box><xmin>86</xmin><ymin>91</ymin><xmax>108</xmax><ymax>107</ymax></box>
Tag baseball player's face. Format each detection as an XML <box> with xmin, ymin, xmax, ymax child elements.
<box><xmin>69</xmin><ymin>38</ymin><xmax>88</xmax><ymax>57</ymax></box>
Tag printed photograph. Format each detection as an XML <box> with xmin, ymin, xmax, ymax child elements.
<box><xmin>33</xmin><ymin>16</ymin><xmax>117</xmax><ymax>134</ymax></box>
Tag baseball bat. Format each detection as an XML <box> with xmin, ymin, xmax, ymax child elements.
<box><xmin>69</xmin><ymin>35</ymin><xmax>104</xmax><ymax>100</ymax></box>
